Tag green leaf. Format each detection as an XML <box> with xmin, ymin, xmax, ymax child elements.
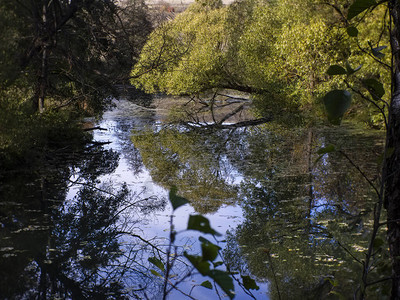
<box><xmin>373</xmin><ymin>45</ymin><xmax>387</xmax><ymax>52</ymax></box>
<box><xmin>373</xmin><ymin>237</ymin><xmax>385</xmax><ymax>249</ymax></box>
<box><xmin>199</xmin><ymin>236</ymin><xmax>221</xmax><ymax>262</ymax></box>
<box><xmin>148</xmin><ymin>257</ymin><xmax>165</xmax><ymax>272</ymax></box>
<box><xmin>184</xmin><ymin>253</ymin><xmax>211</xmax><ymax>275</ymax></box>
<box><xmin>329</xmin><ymin>290</ymin><xmax>347</xmax><ymax>300</ymax></box>
<box><xmin>363</xmin><ymin>78</ymin><xmax>385</xmax><ymax>99</ymax></box>
<box><xmin>345</xmin><ymin>61</ymin><xmax>362</xmax><ymax>75</ymax></box>
<box><xmin>150</xmin><ymin>269</ymin><xmax>163</xmax><ymax>278</ymax></box>
<box><xmin>347</xmin><ymin>26</ymin><xmax>359</xmax><ymax>37</ymax></box>
<box><xmin>317</xmin><ymin>144</ymin><xmax>336</xmax><ymax>155</ymax></box>
<box><xmin>187</xmin><ymin>215</ymin><xmax>221</xmax><ymax>236</ymax></box>
<box><xmin>209</xmin><ymin>270</ymin><xmax>235</xmax><ymax>299</ymax></box>
<box><xmin>348</xmin><ymin>0</ymin><xmax>376</xmax><ymax>20</ymax></box>
<box><xmin>316</xmin><ymin>144</ymin><xmax>335</xmax><ymax>164</ymax></box>
<box><xmin>323</xmin><ymin>90</ymin><xmax>352</xmax><ymax>125</ymax></box>
<box><xmin>213</xmin><ymin>261</ymin><xmax>224</xmax><ymax>267</ymax></box>
<box><xmin>241</xmin><ymin>275</ymin><xmax>260</xmax><ymax>290</ymax></box>
<box><xmin>169</xmin><ymin>186</ymin><xmax>189</xmax><ymax>211</ymax></box>
<box><xmin>327</xmin><ymin>278</ymin><xmax>339</xmax><ymax>287</ymax></box>
<box><xmin>369</xmin><ymin>43</ymin><xmax>387</xmax><ymax>59</ymax></box>
<box><xmin>200</xmin><ymin>280</ymin><xmax>213</xmax><ymax>289</ymax></box>
<box><xmin>326</xmin><ymin>65</ymin><xmax>347</xmax><ymax>75</ymax></box>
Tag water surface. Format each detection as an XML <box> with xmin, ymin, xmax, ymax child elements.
<box><xmin>0</xmin><ymin>98</ymin><xmax>387</xmax><ymax>299</ymax></box>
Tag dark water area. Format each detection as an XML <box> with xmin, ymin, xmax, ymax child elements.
<box><xmin>0</xmin><ymin>98</ymin><xmax>387</xmax><ymax>299</ymax></box>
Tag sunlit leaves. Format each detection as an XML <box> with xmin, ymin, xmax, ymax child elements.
<box><xmin>274</xmin><ymin>14</ymin><xmax>341</xmax><ymax>98</ymax></box>
<box><xmin>150</xmin><ymin>269</ymin><xmax>163</xmax><ymax>278</ymax></box>
<box><xmin>148</xmin><ymin>257</ymin><xmax>165</xmax><ymax>272</ymax></box>
<box><xmin>131</xmin><ymin>0</ymin><xmax>347</xmax><ymax>109</ymax></box>
<box><xmin>347</xmin><ymin>0</ymin><xmax>376</xmax><ymax>20</ymax></box>
<box><xmin>131</xmin><ymin>0</ymin><xmax>390</xmax><ymax>127</ymax></box>
<box><xmin>323</xmin><ymin>90</ymin><xmax>352</xmax><ymax>125</ymax></box>
<box><xmin>196</xmin><ymin>0</ymin><xmax>223</xmax><ymax>9</ymax></box>
<box><xmin>187</xmin><ymin>214</ymin><xmax>221</xmax><ymax>236</ymax></box>
<box><xmin>131</xmin><ymin>5</ymin><xmax>229</xmax><ymax>95</ymax></box>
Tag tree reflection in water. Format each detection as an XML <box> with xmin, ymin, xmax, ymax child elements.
<box><xmin>223</xmin><ymin>126</ymin><xmax>390</xmax><ymax>299</ymax></box>
<box><xmin>131</xmin><ymin>122</ymin><xmax>389</xmax><ymax>299</ymax></box>
<box><xmin>0</xmin><ymin>114</ymin><xmax>389</xmax><ymax>299</ymax></box>
<box><xmin>131</xmin><ymin>127</ymin><xmax>242</xmax><ymax>214</ymax></box>
<box><xmin>0</xmin><ymin>141</ymin><xmax>168</xmax><ymax>299</ymax></box>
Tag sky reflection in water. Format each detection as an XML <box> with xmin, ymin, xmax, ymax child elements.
<box><xmin>0</xmin><ymin>98</ymin><xmax>386</xmax><ymax>299</ymax></box>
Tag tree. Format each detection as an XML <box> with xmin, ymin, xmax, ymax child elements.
<box><xmin>131</xmin><ymin>0</ymin><xmax>396</xmax><ymax>129</ymax></box>
<box><xmin>0</xmin><ymin>138</ymin><xmax>167</xmax><ymax>299</ymax></box>
<box><xmin>135</xmin><ymin>0</ymin><xmax>400</xmax><ymax>296</ymax></box>
<box><xmin>0</xmin><ymin>0</ymin><xmax>151</xmax><ymax>114</ymax></box>
<box><xmin>223</xmin><ymin>125</ymin><xmax>388</xmax><ymax>299</ymax></box>
<box><xmin>384</xmin><ymin>2</ymin><xmax>400</xmax><ymax>297</ymax></box>
<box><xmin>319</xmin><ymin>0</ymin><xmax>400</xmax><ymax>298</ymax></box>
<box><xmin>131</xmin><ymin>127</ymin><xmax>239</xmax><ymax>213</ymax></box>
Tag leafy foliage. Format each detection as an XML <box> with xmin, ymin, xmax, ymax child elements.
<box><xmin>347</xmin><ymin>0</ymin><xmax>377</xmax><ymax>20</ymax></box>
<box><xmin>323</xmin><ymin>90</ymin><xmax>352</xmax><ymax>125</ymax></box>
<box><xmin>132</xmin><ymin>0</ymin><xmax>390</xmax><ymax>127</ymax></box>
<box><xmin>222</xmin><ymin>125</ymin><xmax>388</xmax><ymax>299</ymax></box>
<box><xmin>0</xmin><ymin>0</ymin><xmax>151</xmax><ymax>114</ymax></box>
<box><xmin>169</xmin><ymin>185</ymin><xmax>190</xmax><ymax>210</ymax></box>
<box><xmin>187</xmin><ymin>215</ymin><xmax>221</xmax><ymax>236</ymax></box>
<box><xmin>131</xmin><ymin>127</ymin><xmax>239</xmax><ymax>213</ymax></box>
<box><xmin>148</xmin><ymin>257</ymin><xmax>165</xmax><ymax>272</ymax></box>
<box><xmin>200</xmin><ymin>280</ymin><xmax>213</xmax><ymax>289</ymax></box>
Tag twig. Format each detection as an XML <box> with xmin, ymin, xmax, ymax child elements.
<box><xmin>338</xmin><ymin>150</ymin><xmax>380</xmax><ymax>198</ymax></box>
<box><xmin>163</xmin><ymin>213</ymin><xmax>175</xmax><ymax>300</ymax></box>
<box><xmin>343</xmin><ymin>80</ymin><xmax>388</xmax><ymax>130</ymax></box>
<box><xmin>83</xmin><ymin>126</ymin><xmax>107</xmax><ymax>131</ymax></box>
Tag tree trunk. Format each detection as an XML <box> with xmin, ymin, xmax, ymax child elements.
<box><xmin>39</xmin><ymin>1</ymin><xmax>48</xmax><ymax>113</ymax></box>
<box><xmin>387</xmin><ymin>1</ymin><xmax>400</xmax><ymax>298</ymax></box>
<box><xmin>30</xmin><ymin>0</ymin><xmax>81</xmax><ymax>113</ymax></box>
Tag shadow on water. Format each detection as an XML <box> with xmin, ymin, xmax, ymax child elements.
<box><xmin>0</xmin><ymin>98</ymin><xmax>389</xmax><ymax>299</ymax></box>
<box><xmin>0</xmin><ymin>137</ymin><xmax>170</xmax><ymax>299</ymax></box>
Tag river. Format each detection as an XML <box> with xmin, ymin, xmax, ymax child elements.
<box><xmin>0</xmin><ymin>97</ymin><xmax>388</xmax><ymax>299</ymax></box>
